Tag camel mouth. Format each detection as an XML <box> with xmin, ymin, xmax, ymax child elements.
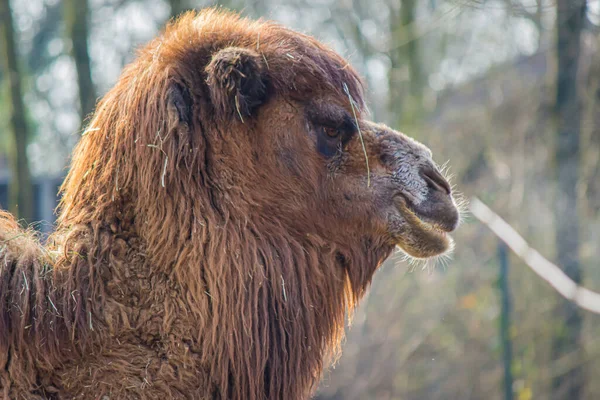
<box><xmin>405</xmin><ymin>202</ymin><xmax>457</xmax><ymax>234</ymax></box>
<box><xmin>391</xmin><ymin>196</ymin><xmax>457</xmax><ymax>259</ymax></box>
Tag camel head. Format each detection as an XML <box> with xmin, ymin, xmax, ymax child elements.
<box><xmin>59</xmin><ymin>9</ymin><xmax>460</xmax><ymax>279</ymax></box>
<box><xmin>188</xmin><ymin>12</ymin><xmax>460</xmax><ymax>260</ymax></box>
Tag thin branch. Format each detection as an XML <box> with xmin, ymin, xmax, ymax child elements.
<box><xmin>343</xmin><ymin>83</ymin><xmax>370</xmax><ymax>187</ymax></box>
<box><xmin>470</xmin><ymin>197</ymin><xmax>600</xmax><ymax>314</ymax></box>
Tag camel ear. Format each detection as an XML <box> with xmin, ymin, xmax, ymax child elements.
<box><xmin>205</xmin><ymin>47</ymin><xmax>268</xmax><ymax>121</ymax></box>
<box><xmin>167</xmin><ymin>82</ymin><xmax>192</xmax><ymax>126</ymax></box>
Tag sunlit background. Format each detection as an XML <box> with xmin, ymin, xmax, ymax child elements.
<box><xmin>1</xmin><ymin>0</ymin><xmax>599</xmax><ymax>398</ymax></box>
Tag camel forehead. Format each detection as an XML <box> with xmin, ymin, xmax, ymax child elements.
<box><xmin>160</xmin><ymin>9</ymin><xmax>366</xmax><ymax>107</ymax></box>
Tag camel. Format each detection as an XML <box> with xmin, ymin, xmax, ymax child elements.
<box><xmin>0</xmin><ymin>9</ymin><xmax>459</xmax><ymax>399</ymax></box>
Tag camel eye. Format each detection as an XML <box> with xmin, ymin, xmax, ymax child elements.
<box><xmin>310</xmin><ymin>110</ymin><xmax>357</xmax><ymax>158</ymax></box>
<box><xmin>316</xmin><ymin>126</ymin><xmax>343</xmax><ymax>158</ymax></box>
<box><xmin>324</xmin><ymin>127</ymin><xmax>341</xmax><ymax>138</ymax></box>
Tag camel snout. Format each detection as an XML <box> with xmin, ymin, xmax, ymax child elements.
<box><xmin>408</xmin><ymin>162</ymin><xmax>459</xmax><ymax>233</ymax></box>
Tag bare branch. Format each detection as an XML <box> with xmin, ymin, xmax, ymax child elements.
<box><xmin>470</xmin><ymin>197</ymin><xmax>600</xmax><ymax>314</ymax></box>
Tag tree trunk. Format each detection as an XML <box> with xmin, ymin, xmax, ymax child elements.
<box><xmin>0</xmin><ymin>0</ymin><xmax>34</xmax><ymax>222</ymax></box>
<box><xmin>65</xmin><ymin>0</ymin><xmax>96</xmax><ymax>124</ymax></box>
<box><xmin>387</xmin><ymin>0</ymin><xmax>424</xmax><ymax>130</ymax></box>
<box><xmin>551</xmin><ymin>1</ymin><xmax>587</xmax><ymax>399</ymax></box>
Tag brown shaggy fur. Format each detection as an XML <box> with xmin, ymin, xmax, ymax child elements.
<box><xmin>0</xmin><ymin>9</ymin><xmax>458</xmax><ymax>400</ymax></box>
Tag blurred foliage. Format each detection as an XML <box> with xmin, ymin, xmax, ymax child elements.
<box><xmin>0</xmin><ymin>0</ymin><xmax>599</xmax><ymax>398</ymax></box>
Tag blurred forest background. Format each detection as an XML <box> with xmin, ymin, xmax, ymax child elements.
<box><xmin>1</xmin><ymin>0</ymin><xmax>599</xmax><ymax>398</ymax></box>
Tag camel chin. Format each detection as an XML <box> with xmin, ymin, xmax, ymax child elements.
<box><xmin>389</xmin><ymin>196</ymin><xmax>458</xmax><ymax>259</ymax></box>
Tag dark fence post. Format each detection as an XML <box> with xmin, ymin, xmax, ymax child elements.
<box><xmin>499</xmin><ymin>242</ymin><xmax>514</xmax><ymax>400</ymax></box>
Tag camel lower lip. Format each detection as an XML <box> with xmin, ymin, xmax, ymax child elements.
<box><xmin>396</xmin><ymin>196</ymin><xmax>450</xmax><ymax>237</ymax></box>
<box><xmin>394</xmin><ymin>196</ymin><xmax>450</xmax><ymax>235</ymax></box>
<box><xmin>417</xmin><ymin>218</ymin><xmax>448</xmax><ymax>235</ymax></box>
<box><xmin>391</xmin><ymin>200</ymin><xmax>454</xmax><ymax>258</ymax></box>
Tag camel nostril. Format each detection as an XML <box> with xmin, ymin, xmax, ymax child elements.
<box><xmin>420</xmin><ymin>165</ymin><xmax>451</xmax><ymax>195</ymax></box>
